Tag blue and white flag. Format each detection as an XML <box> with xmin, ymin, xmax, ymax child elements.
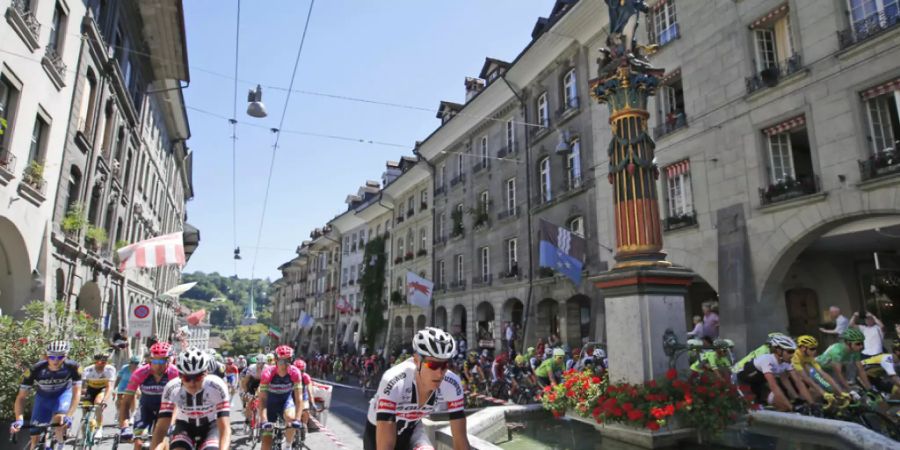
<box><xmin>297</xmin><ymin>311</ymin><xmax>315</xmax><ymax>329</ymax></box>
<box><xmin>538</xmin><ymin>219</ymin><xmax>585</xmax><ymax>285</ymax></box>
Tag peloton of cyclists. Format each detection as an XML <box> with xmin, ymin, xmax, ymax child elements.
<box><xmin>119</xmin><ymin>341</ymin><xmax>179</xmax><ymax>450</ymax></box>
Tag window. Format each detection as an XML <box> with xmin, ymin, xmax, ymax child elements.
<box><xmin>437</xmin><ymin>213</ymin><xmax>445</xmax><ymax>238</ymax></box>
<box><xmin>101</xmin><ymin>105</ymin><xmax>116</xmax><ymax>156</ymax></box>
<box><xmin>506</xmin><ymin>119</ymin><xmax>515</xmax><ymax>152</ymax></box>
<box><xmin>420</xmin><ymin>188</ymin><xmax>428</xmax><ymax>208</ymax></box>
<box><xmin>358</xmin><ymin>265</ymin><xmax>363</xmax><ymax>280</ymax></box>
<box><xmin>480</xmin><ymin>246</ymin><xmax>490</xmax><ymax>280</ymax></box>
<box><xmin>28</xmin><ymin>115</ymin><xmax>48</xmax><ymax>165</ymax></box>
<box><xmin>376</xmin><ymin>224</ymin><xmax>382</xmax><ymax>236</ymax></box>
<box><xmin>407</xmin><ymin>196</ymin><xmax>415</xmax><ymax>215</ymax></box>
<box><xmin>438</xmin><ymin>163</ymin><xmax>446</xmax><ymax>187</ymax></box>
<box><xmin>566</xmin><ymin>138</ymin><xmax>582</xmax><ymax>189</ymax></box>
<box><xmin>456</xmin><ymin>152</ymin><xmax>464</xmax><ymax>177</ymax></box>
<box><xmin>0</xmin><ymin>75</ymin><xmax>21</xmax><ymax>150</ymax></box>
<box><xmin>479</xmin><ymin>191</ymin><xmax>489</xmax><ymax>213</ymax></box>
<box><xmin>506</xmin><ymin>238</ymin><xmax>518</xmax><ymax>273</ymax></box>
<box><xmin>455</xmin><ymin>254</ymin><xmax>464</xmax><ymax>282</ymax></box>
<box><xmin>568</xmin><ymin>216</ymin><xmax>584</xmax><ymax>237</ymax></box>
<box><xmin>343</xmin><ymin>236</ymin><xmax>350</xmax><ymax>254</ymax></box>
<box><xmin>864</xmin><ymin>88</ymin><xmax>900</xmax><ymax>154</ymax></box>
<box><xmin>48</xmin><ymin>3</ymin><xmax>67</xmax><ymax>53</ymax></box>
<box><xmin>537</xmin><ymin>92</ymin><xmax>549</xmax><ymax>128</ymax></box>
<box><xmin>419</xmin><ymin>228</ymin><xmax>427</xmax><ymax>251</ymax></box>
<box><xmin>752</xmin><ymin>12</ymin><xmax>793</xmax><ymax>73</ymax></box>
<box><xmin>342</xmin><ymin>267</ymin><xmax>349</xmax><ymax>285</ymax></box>
<box><xmin>350</xmin><ymin>265</ymin><xmax>357</xmax><ymax>283</ymax></box>
<box><xmin>768</xmin><ymin>132</ymin><xmax>794</xmax><ymax>183</ymax></box>
<box><xmin>763</xmin><ymin>116</ymin><xmax>815</xmax><ymax>194</ymax></box>
<box><xmin>65</xmin><ymin>166</ymin><xmax>82</xmax><ymax>213</ymax></box>
<box><xmin>407</xmin><ymin>229</ymin><xmax>415</xmax><ymax>254</ymax></box>
<box><xmin>539</xmin><ymin>157</ymin><xmax>552</xmax><ymax>202</ymax></box>
<box><xmin>563</xmin><ymin>68</ymin><xmax>577</xmax><ymax>109</ymax></box>
<box><xmin>397</xmin><ymin>237</ymin><xmax>405</xmax><ymax>258</ymax></box>
<box><xmin>849</xmin><ymin>0</ymin><xmax>899</xmax><ymax>37</ymax></box>
<box><xmin>437</xmin><ymin>260</ymin><xmax>445</xmax><ymax>286</ymax></box>
<box><xmin>79</xmin><ymin>70</ymin><xmax>98</xmax><ymax>137</ymax></box>
<box><xmin>666</xmin><ymin>161</ymin><xmax>693</xmax><ymax>218</ymax></box>
<box><xmin>658</xmin><ymin>78</ymin><xmax>686</xmax><ymax>134</ymax></box>
<box><xmin>479</xmin><ymin>136</ymin><xmax>488</xmax><ymax>168</ymax></box>
<box><xmin>506</xmin><ymin>177</ymin><xmax>516</xmax><ymax>211</ymax></box>
<box><xmin>649</xmin><ymin>0</ymin><xmax>678</xmax><ymax>46</ymax></box>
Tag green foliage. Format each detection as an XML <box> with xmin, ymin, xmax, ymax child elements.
<box><xmin>24</xmin><ymin>160</ymin><xmax>44</xmax><ymax>185</ymax></box>
<box><xmin>0</xmin><ymin>117</ymin><xmax>7</xmax><ymax>136</ymax></box>
<box><xmin>114</xmin><ymin>240</ymin><xmax>129</xmax><ymax>250</ymax></box>
<box><xmin>0</xmin><ymin>301</ymin><xmax>106</xmax><ymax>419</ymax></box>
<box><xmin>61</xmin><ymin>204</ymin><xmax>88</xmax><ymax>234</ymax></box>
<box><xmin>220</xmin><ymin>323</ymin><xmax>268</xmax><ymax>356</ymax></box>
<box><xmin>85</xmin><ymin>225</ymin><xmax>108</xmax><ymax>246</ymax></box>
<box><xmin>179</xmin><ymin>272</ymin><xmax>273</xmax><ymax>331</ymax></box>
<box><xmin>360</xmin><ymin>236</ymin><xmax>387</xmax><ymax>348</ymax></box>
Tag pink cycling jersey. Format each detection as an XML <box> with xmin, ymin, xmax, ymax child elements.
<box><xmin>259</xmin><ymin>365</ymin><xmax>302</xmax><ymax>396</ymax></box>
<box><xmin>125</xmin><ymin>364</ymin><xmax>179</xmax><ymax>397</ymax></box>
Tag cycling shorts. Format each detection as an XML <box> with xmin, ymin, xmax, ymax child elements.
<box><xmin>266</xmin><ymin>394</ymin><xmax>295</xmax><ymax>423</ymax></box>
<box><xmin>247</xmin><ymin>378</ymin><xmax>261</xmax><ymax>396</ymax></box>
<box><xmin>133</xmin><ymin>401</ymin><xmax>161</xmax><ymax>436</ymax></box>
<box><xmin>170</xmin><ymin>420</ymin><xmax>219</xmax><ymax>450</ymax></box>
<box><xmin>225</xmin><ymin>374</ymin><xmax>237</xmax><ymax>385</ymax></box>
<box><xmin>364</xmin><ymin>420</ymin><xmax>432</xmax><ymax>450</ymax></box>
<box><xmin>86</xmin><ymin>386</ymin><xmax>107</xmax><ymax>403</ymax></box>
<box><xmin>29</xmin><ymin>390</ymin><xmax>73</xmax><ymax>435</ymax></box>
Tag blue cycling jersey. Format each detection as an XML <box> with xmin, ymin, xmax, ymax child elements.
<box><xmin>21</xmin><ymin>360</ymin><xmax>82</xmax><ymax>395</ymax></box>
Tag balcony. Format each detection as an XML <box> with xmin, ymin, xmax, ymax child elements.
<box><xmin>497</xmin><ymin>143</ymin><xmax>518</xmax><ymax>159</ymax></box>
<box><xmin>838</xmin><ymin>10</ymin><xmax>900</xmax><ymax>50</ymax></box>
<box><xmin>434</xmin><ymin>185</ymin><xmax>446</xmax><ymax>196</ymax></box>
<box><xmin>859</xmin><ymin>148</ymin><xmax>900</xmax><ymax>182</ymax></box>
<box><xmin>406</xmin><ymin>208</ymin><xmax>414</xmax><ymax>218</ymax></box>
<box><xmin>663</xmin><ymin>211</ymin><xmax>697</xmax><ymax>232</ymax></box>
<box><xmin>6</xmin><ymin>0</ymin><xmax>41</xmax><ymax>51</ymax></box>
<box><xmin>499</xmin><ymin>266</ymin><xmax>520</xmax><ymax>282</ymax></box>
<box><xmin>472</xmin><ymin>273</ymin><xmax>493</xmax><ymax>287</ymax></box>
<box><xmin>417</xmin><ymin>248</ymin><xmax>427</xmax><ymax>258</ymax></box>
<box><xmin>396</xmin><ymin>215</ymin><xmax>405</xmax><ymax>224</ymax></box>
<box><xmin>41</xmin><ymin>44</ymin><xmax>67</xmax><ymax>88</ymax></box>
<box><xmin>746</xmin><ymin>54</ymin><xmax>804</xmax><ymax>95</ymax></box>
<box><xmin>497</xmin><ymin>206</ymin><xmax>519</xmax><ymax>221</ymax></box>
<box><xmin>0</xmin><ymin>147</ymin><xmax>17</xmax><ymax>186</ymax></box>
<box><xmin>433</xmin><ymin>235</ymin><xmax>448</xmax><ymax>247</ymax></box>
<box><xmin>653</xmin><ymin>111</ymin><xmax>688</xmax><ymax>139</ymax></box>
<box><xmin>404</xmin><ymin>251</ymin><xmax>414</xmax><ymax>261</ymax></box>
<box><xmin>532</xmin><ymin>192</ymin><xmax>552</xmax><ymax>207</ymax></box>
<box><xmin>448</xmin><ymin>279</ymin><xmax>467</xmax><ymax>291</ymax></box>
<box><xmin>420</xmin><ymin>201</ymin><xmax>428</xmax><ymax>211</ymax></box>
<box><xmin>529</xmin><ymin>121</ymin><xmax>551</xmax><ymax>140</ymax></box>
<box><xmin>555</xmin><ymin>97</ymin><xmax>581</xmax><ymax>123</ymax></box>
<box><xmin>472</xmin><ymin>159</ymin><xmax>490</xmax><ymax>174</ymax></box>
<box><xmin>759</xmin><ymin>176</ymin><xmax>820</xmax><ymax>207</ymax></box>
<box><xmin>561</xmin><ymin>176</ymin><xmax>583</xmax><ymax>194</ymax></box>
<box><xmin>450</xmin><ymin>173</ymin><xmax>466</xmax><ymax>187</ymax></box>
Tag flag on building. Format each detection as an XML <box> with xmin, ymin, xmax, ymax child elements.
<box><xmin>268</xmin><ymin>326</ymin><xmax>282</xmax><ymax>340</ymax></box>
<box><xmin>406</xmin><ymin>271</ymin><xmax>434</xmax><ymax>309</ymax></box>
<box><xmin>298</xmin><ymin>311</ymin><xmax>315</xmax><ymax>329</ymax></box>
<box><xmin>538</xmin><ymin>218</ymin><xmax>585</xmax><ymax>285</ymax></box>
<box><xmin>117</xmin><ymin>232</ymin><xmax>185</xmax><ymax>272</ymax></box>
<box><xmin>337</xmin><ymin>296</ymin><xmax>354</xmax><ymax>314</ymax></box>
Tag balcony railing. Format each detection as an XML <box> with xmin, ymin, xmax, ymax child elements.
<box><xmin>472</xmin><ymin>273</ymin><xmax>493</xmax><ymax>287</ymax></box>
<box><xmin>497</xmin><ymin>206</ymin><xmax>519</xmax><ymax>221</ymax></box>
<box><xmin>562</xmin><ymin>175</ymin><xmax>583</xmax><ymax>193</ymax></box>
<box><xmin>555</xmin><ymin>97</ymin><xmax>580</xmax><ymax>120</ymax></box>
<box><xmin>529</xmin><ymin>121</ymin><xmax>551</xmax><ymax>139</ymax></box>
<box><xmin>653</xmin><ymin>111</ymin><xmax>688</xmax><ymax>139</ymax></box>
<box><xmin>472</xmin><ymin>159</ymin><xmax>490</xmax><ymax>174</ymax></box>
<box><xmin>406</xmin><ymin>208</ymin><xmax>414</xmax><ymax>218</ymax></box>
<box><xmin>396</xmin><ymin>215</ymin><xmax>405</xmax><ymax>224</ymax></box>
<box><xmin>449</xmin><ymin>279</ymin><xmax>467</xmax><ymax>291</ymax></box>
<box><xmin>746</xmin><ymin>54</ymin><xmax>804</xmax><ymax>94</ymax></box>
<box><xmin>7</xmin><ymin>0</ymin><xmax>41</xmax><ymax>48</ymax></box>
<box><xmin>859</xmin><ymin>147</ymin><xmax>900</xmax><ymax>182</ymax></box>
<box><xmin>838</xmin><ymin>10</ymin><xmax>900</xmax><ymax>50</ymax></box>
<box><xmin>759</xmin><ymin>175</ymin><xmax>820</xmax><ymax>207</ymax></box>
<box><xmin>450</xmin><ymin>173</ymin><xmax>466</xmax><ymax>187</ymax></box>
<box><xmin>0</xmin><ymin>147</ymin><xmax>18</xmax><ymax>178</ymax></box>
<box><xmin>42</xmin><ymin>44</ymin><xmax>67</xmax><ymax>83</ymax></box>
<box><xmin>434</xmin><ymin>185</ymin><xmax>446</xmax><ymax>196</ymax></box>
<box><xmin>663</xmin><ymin>211</ymin><xmax>697</xmax><ymax>231</ymax></box>
<box><xmin>532</xmin><ymin>192</ymin><xmax>552</xmax><ymax>206</ymax></box>
<box><xmin>497</xmin><ymin>143</ymin><xmax>518</xmax><ymax>159</ymax></box>
<box><xmin>499</xmin><ymin>266</ymin><xmax>520</xmax><ymax>281</ymax></box>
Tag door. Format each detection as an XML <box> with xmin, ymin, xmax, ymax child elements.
<box><xmin>785</xmin><ymin>288</ymin><xmax>820</xmax><ymax>337</ymax></box>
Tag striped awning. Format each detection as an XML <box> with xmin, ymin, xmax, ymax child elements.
<box><xmin>660</xmin><ymin>68</ymin><xmax>682</xmax><ymax>85</ymax></box>
<box><xmin>764</xmin><ymin>115</ymin><xmax>805</xmax><ymax>136</ymax></box>
<box><xmin>749</xmin><ymin>3</ymin><xmax>789</xmax><ymax>30</ymax></box>
<box><xmin>666</xmin><ymin>159</ymin><xmax>690</xmax><ymax>178</ymax></box>
<box><xmin>861</xmin><ymin>77</ymin><xmax>900</xmax><ymax>101</ymax></box>
<box><xmin>651</xmin><ymin>0</ymin><xmax>669</xmax><ymax>12</ymax></box>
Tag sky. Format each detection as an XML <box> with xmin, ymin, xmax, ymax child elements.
<box><xmin>182</xmin><ymin>0</ymin><xmax>557</xmax><ymax>281</ymax></box>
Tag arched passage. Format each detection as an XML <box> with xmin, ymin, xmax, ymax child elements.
<box><xmin>77</xmin><ymin>281</ymin><xmax>103</xmax><ymax>321</ymax></box>
<box><xmin>564</xmin><ymin>295</ymin><xmax>591</xmax><ymax>347</ymax></box>
<box><xmin>536</xmin><ymin>299</ymin><xmax>559</xmax><ymax>342</ymax></box>
<box><xmin>475</xmin><ymin>302</ymin><xmax>495</xmax><ymax>348</ymax></box>
<box><xmin>416</xmin><ymin>314</ymin><xmax>426</xmax><ymax>332</ymax></box>
<box><xmin>391</xmin><ymin>316</ymin><xmax>403</xmax><ymax>348</ymax></box>
<box><xmin>451</xmin><ymin>305</ymin><xmax>467</xmax><ymax>337</ymax></box>
<box><xmin>435</xmin><ymin>306</ymin><xmax>448</xmax><ymax>330</ymax></box>
<box><xmin>404</xmin><ymin>316</ymin><xmax>414</xmax><ymax>344</ymax></box>
<box><xmin>0</xmin><ymin>217</ymin><xmax>31</xmax><ymax>317</ymax></box>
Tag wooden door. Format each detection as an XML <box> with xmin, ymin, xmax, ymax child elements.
<box><xmin>785</xmin><ymin>288</ymin><xmax>820</xmax><ymax>337</ymax></box>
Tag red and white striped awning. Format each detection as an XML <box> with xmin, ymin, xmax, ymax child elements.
<box><xmin>651</xmin><ymin>0</ymin><xmax>669</xmax><ymax>12</ymax></box>
<box><xmin>666</xmin><ymin>159</ymin><xmax>690</xmax><ymax>178</ymax></box>
<box><xmin>660</xmin><ymin>68</ymin><xmax>682</xmax><ymax>86</ymax></box>
<box><xmin>764</xmin><ymin>115</ymin><xmax>806</xmax><ymax>136</ymax></box>
<box><xmin>861</xmin><ymin>77</ymin><xmax>900</xmax><ymax>101</ymax></box>
<box><xmin>749</xmin><ymin>4</ymin><xmax>789</xmax><ymax>30</ymax></box>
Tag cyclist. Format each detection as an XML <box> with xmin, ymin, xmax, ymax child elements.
<box><xmin>10</xmin><ymin>340</ymin><xmax>82</xmax><ymax>450</ymax></box>
<box><xmin>292</xmin><ymin>359</ymin><xmax>314</xmax><ymax>432</ymax></box>
<box><xmin>691</xmin><ymin>338</ymin><xmax>734</xmax><ymax>380</ymax></box>
<box><xmin>224</xmin><ymin>357</ymin><xmax>240</xmax><ymax>396</ymax></box>
<box><xmin>82</xmin><ymin>352</ymin><xmax>117</xmax><ymax>440</ymax></box>
<box><xmin>737</xmin><ymin>335</ymin><xmax>814</xmax><ymax>412</ymax></box>
<box><xmin>333</xmin><ymin>357</ymin><xmax>344</xmax><ymax>382</ymax></box>
<box><xmin>240</xmin><ymin>354</ymin><xmax>267</xmax><ymax>427</ymax></box>
<box><xmin>115</xmin><ymin>356</ymin><xmax>141</xmax><ymax>421</ymax></box>
<box><xmin>259</xmin><ymin>345</ymin><xmax>304</xmax><ymax>450</ymax></box>
<box><xmin>206</xmin><ymin>350</ymin><xmax>227</xmax><ymax>379</ymax></box>
<box><xmin>790</xmin><ymin>335</ymin><xmax>845</xmax><ymax>403</ymax></box>
<box><xmin>237</xmin><ymin>355</ymin><xmax>247</xmax><ymax>372</ymax></box>
<box><xmin>365</xmin><ymin>327</ymin><xmax>468</xmax><ymax>450</ymax></box>
<box><xmin>507</xmin><ymin>354</ymin><xmax>537</xmax><ymax>399</ymax></box>
<box><xmin>731</xmin><ymin>332</ymin><xmax>787</xmax><ymax>373</ymax></box>
<box><xmin>461</xmin><ymin>351</ymin><xmax>486</xmax><ymax>390</ymax></box>
<box><xmin>534</xmin><ymin>348</ymin><xmax>567</xmax><ymax>387</ymax></box>
<box><xmin>490</xmin><ymin>353</ymin><xmax>510</xmax><ymax>399</ymax></box>
<box><xmin>152</xmin><ymin>348</ymin><xmax>232</xmax><ymax>450</ymax></box>
<box><xmin>861</xmin><ymin>339</ymin><xmax>900</xmax><ymax>398</ymax></box>
<box><xmin>119</xmin><ymin>342</ymin><xmax>179</xmax><ymax>450</ymax></box>
<box><xmin>815</xmin><ymin>328</ymin><xmax>874</xmax><ymax>393</ymax></box>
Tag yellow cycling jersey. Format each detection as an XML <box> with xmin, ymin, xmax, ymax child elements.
<box><xmin>82</xmin><ymin>364</ymin><xmax>117</xmax><ymax>389</ymax></box>
<box><xmin>791</xmin><ymin>350</ymin><xmax>822</xmax><ymax>372</ymax></box>
<box><xmin>862</xmin><ymin>353</ymin><xmax>897</xmax><ymax>378</ymax></box>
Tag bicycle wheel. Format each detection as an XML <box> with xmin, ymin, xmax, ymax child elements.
<box><xmin>858</xmin><ymin>410</ymin><xmax>900</xmax><ymax>440</ymax></box>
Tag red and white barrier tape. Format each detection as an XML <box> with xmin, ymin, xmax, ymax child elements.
<box><xmin>308</xmin><ymin>416</ymin><xmax>347</xmax><ymax>449</ymax></box>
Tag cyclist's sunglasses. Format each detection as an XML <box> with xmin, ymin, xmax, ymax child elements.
<box><xmin>422</xmin><ymin>360</ymin><xmax>450</xmax><ymax>371</ymax></box>
<box><xmin>180</xmin><ymin>373</ymin><xmax>205</xmax><ymax>382</ymax></box>
<box><xmin>151</xmin><ymin>358</ymin><xmax>168</xmax><ymax>365</ymax></box>
<box><xmin>47</xmin><ymin>355</ymin><xmax>65</xmax><ymax>361</ymax></box>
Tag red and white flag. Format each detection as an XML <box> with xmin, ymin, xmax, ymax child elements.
<box><xmin>406</xmin><ymin>271</ymin><xmax>433</xmax><ymax>309</ymax></box>
<box><xmin>117</xmin><ymin>232</ymin><xmax>186</xmax><ymax>272</ymax></box>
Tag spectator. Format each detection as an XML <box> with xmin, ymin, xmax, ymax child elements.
<box><xmin>549</xmin><ymin>333</ymin><xmax>560</xmax><ymax>347</ymax></box>
<box><xmin>853</xmin><ymin>311</ymin><xmax>885</xmax><ymax>358</ymax></box>
<box><xmin>505</xmin><ymin>322</ymin><xmax>515</xmax><ymax>353</ymax></box>
<box><xmin>687</xmin><ymin>315</ymin><xmax>703</xmax><ymax>338</ymax></box>
<box><xmin>702</xmin><ymin>302</ymin><xmax>719</xmax><ymax>339</ymax></box>
<box><xmin>110</xmin><ymin>327</ymin><xmax>129</xmax><ymax>367</ymax></box>
<box><xmin>820</xmin><ymin>306</ymin><xmax>849</xmax><ymax>336</ymax></box>
<box><xmin>535</xmin><ymin>338</ymin><xmax>546</xmax><ymax>360</ymax></box>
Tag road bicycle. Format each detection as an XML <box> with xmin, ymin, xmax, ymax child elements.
<box><xmin>9</xmin><ymin>422</ymin><xmax>68</xmax><ymax>450</ymax></box>
<box><xmin>242</xmin><ymin>394</ymin><xmax>261</xmax><ymax>450</ymax></box>
<box><xmin>267</xmin><ymin>418</ymin><xmax>302</xmax><ymax>450</ymax></box>
<box><xmin>72</xmin><ymin>402</ymin><xmax>104</xmax><ymax>450</ymax></box>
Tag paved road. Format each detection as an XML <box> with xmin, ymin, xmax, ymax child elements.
<box><xmin>13</xmin><ymin>381</ymin><xmax>372</xmax><ymax>450</ymax></box>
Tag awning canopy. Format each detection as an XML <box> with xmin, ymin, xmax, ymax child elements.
<box><xmin>183</xmin><ymin>223</ymin><xmax>200</xmax><ymax>261</ymax></box>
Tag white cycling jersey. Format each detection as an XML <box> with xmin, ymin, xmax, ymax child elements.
<box><xmin>753</xmin><ymin>354</ymin><xmax>793</xmax><ymax>375</ymax></box>
<box><xmin>243</xmin><ymin>364</ymin><xmax>267</xmax><ymax>379</ymax></box>
<box><xmin>366</xmin><ymin>359</ymin><xmax>465</xmax><ymax>435</ymax></box>
<box><xmin>159</xmin><ymin>375</ymin><xmax>231</xmax><ymax>427</ymax></box>
<box><xmin>82</xmin><ymin>364</ymin><xmax>117</xmax><ymax>389</ymax></box>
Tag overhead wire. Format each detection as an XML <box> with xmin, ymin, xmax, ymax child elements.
<box><xmin>249</xmin><ymin>0</ymin><xmax>317</xmax><ymax>286</ymax></box>
<box><xmin>230</xmin><ymin>0</ymin><xmax>242</xmax><ymax>276</ymax></box>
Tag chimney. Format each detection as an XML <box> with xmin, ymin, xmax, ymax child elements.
<box><xmin>465</xmin><ymin>77</ymin><xmax>486</xmax><ymax>103</ymax></box>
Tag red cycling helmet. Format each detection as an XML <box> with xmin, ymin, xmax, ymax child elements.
<box><xmin>225</xmin><ymin>357</ymin><xmax>234</xmax><ymax>364</ymax></box>
<box><xmin>293</xmin><ymin>359</ymin><xmax>307</xmax><ymax>371</ymax></box>
<box><xmin>275</xmin><ymin>345</ymin><xmax>294</xmax><ymax>360</ymax></box>
<box><xmin>149</xmin><ymin>342</ymin><xmax>172</xmax><ymax>358</ymax></box>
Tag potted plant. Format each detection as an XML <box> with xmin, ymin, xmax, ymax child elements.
<box><xmin>417</xmin><ymin>248</ymin><xmax>427</xmax><ymax>257</ymax></box>
<box><xmin>404</xmin><ymin>251</ymin><xmax>414</xmax><ymax>261</ymax></box>
<box><xmin>85</xmin><ymin>225</ymin><xmax>108</xmax><ymax>251</ymax></box>
<box><xmin>390</xmin><ymin>290</ymin><xmax>404</xmax><ymax>305</ymax></box>
<box><xmin>451</xmin><ymin>209</ymin><xmax>465</xmax><ymax>238</ymax></box>
<box><xmin>23</xmin><ymin>160</ymin><xmax>44</xmax><ymax>189</ymax></box>
<box><xmin>61</xmin><ymin>204</ymin><xmax>88</xmax><ymax>237</ymax></box>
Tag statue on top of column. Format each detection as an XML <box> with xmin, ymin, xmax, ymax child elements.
<box><xmin>600</xmin><ymin>0</ymin><xmax>657</xmax><ymax>76</ymax></box>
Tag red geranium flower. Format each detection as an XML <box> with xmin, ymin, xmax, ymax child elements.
<box><xmin>646</xmin><ymin>421</ymin><xmax>660</xmax><ymax>431</ymax></box>
<box><xmin>665</xmin><ymin>368</ymin><xmax>677</xmax><ymax>380</ymax></box>
<box><xmin>627</xmin><ymin>409</ymin><xmax>644</xmax><ymax>421</ymax></box>
<box><xmin>645</xmin><ymin>379</ymin><xmax>657</xmax><ymax>388</ymax></box>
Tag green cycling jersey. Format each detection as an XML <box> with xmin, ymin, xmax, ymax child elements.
<box><xmin>691</xmin><ymin>351</ymin><xmax>731</xmax><ymax>372</ymax></box>
<box><xmin>534</xmin><ymin>357</ymin><xmax>564</xmax><ymax>378</ymax></box>
<box><xmin>731</xmin><ymin>344</ymin><xmax>769</xmax><ymax>373</ymax></box>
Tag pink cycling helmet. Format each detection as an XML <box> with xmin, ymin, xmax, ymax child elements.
<box><xmin>293</xmin><ymin>359</ymin><xmax>306</xmax><ymax>371</ymax></box>
<box><xmin>149</xmin><ymin>342</ymin><xmax>172</xmax><ymax>358</ymax></box>
<box><xmin>275</xmin><ymin>345</ymin><xmax>294</xmax><ymax>360</ymax></box>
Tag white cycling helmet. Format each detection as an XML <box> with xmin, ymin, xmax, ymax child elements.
<box><xmin>592</xmin><ymin>348</ymin><xmax>606</xmax><ymax>359</ymax></box>
<box><xmin>176</xmin><ymin>347</ymin><xmax>210</xmax><ymax>375</ymax></box>
<box><xmin>412</xmin><ymin>327</ymin><xmax>457</xmax><ymax>360</ymax></box>
<box><xmin>46</xmin><ymin>340</ymin><xmax>70</xmax><ymax>356</ymax></box>
<box><xmin>769</xmin><ymin>334</ymin><xmax>797</xmax><ymax>351</ymax></box>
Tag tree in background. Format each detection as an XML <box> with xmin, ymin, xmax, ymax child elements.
<box><xmin>360</xmin><ymin>236</ymin><xmax>387</xmax><ymax>349</ymax></box>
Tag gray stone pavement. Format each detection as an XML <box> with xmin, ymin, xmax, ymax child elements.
<box><xmin>50</xmin><ymin>382</ymin><xmax>371</xmax><ymax>450</ymax></box>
